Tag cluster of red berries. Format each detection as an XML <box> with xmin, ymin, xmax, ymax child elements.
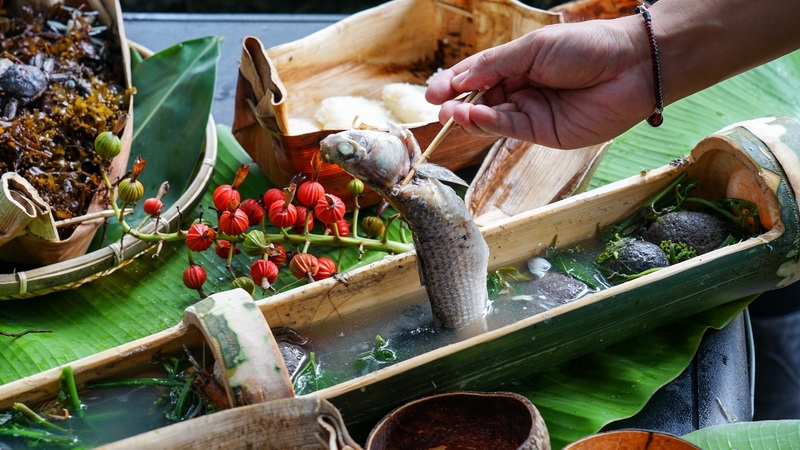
<box><xmin>97</xmin><ymin>129</ymin><xmax>404</xmax><ymax>300</ymax></box>
<box><xmin>175</xmin><ymin>165</ymin><xmax>368</xmax><ymax>296</ymax></box>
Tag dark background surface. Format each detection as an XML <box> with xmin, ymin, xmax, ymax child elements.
<box><xmin>120</xmin><ymin>0</ymin><xmax>566</xmax><ymax>14</ymax></box>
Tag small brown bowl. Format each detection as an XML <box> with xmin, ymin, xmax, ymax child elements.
<box><xmin>365</xmin><ymin>391</ymin><xmax>549</xmax><ymax>450</ymax></box>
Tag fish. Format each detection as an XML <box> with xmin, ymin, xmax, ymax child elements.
<box><xmin>319</xmin><ymin>124</ymin><xmax>490</xmax><ymax>330</ymax></box>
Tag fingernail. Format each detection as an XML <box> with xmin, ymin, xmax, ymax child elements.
<box><xmin>452</xmin><ymin>70</ymin><xmax>468</xmax><ymax>86</ymax></box>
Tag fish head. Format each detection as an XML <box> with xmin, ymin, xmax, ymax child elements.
<box><xmin>319</xmin><ymin>128</ymin><xmax>414</xmax><ymax>192</ymax></box>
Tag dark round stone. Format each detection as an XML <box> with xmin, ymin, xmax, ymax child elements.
<box><xmin>604</xmin><ymin>238</ymin><xmax>670</xmax><ymax>275</ymax></box>
<box><xmin>643</xmin><ymin>211</ymin><xmax>730</xmax><ymax>255</ymax></box>
<box><xmin>536</xmin><ymin>272</ymin><xmax>589</xmax><ymax>302</ymax></box>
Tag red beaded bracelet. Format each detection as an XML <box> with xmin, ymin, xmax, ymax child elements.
<box><xmin>636</xmin><ymin>4</ymin><xmax>664</xmax><ymax>127</ymax></box>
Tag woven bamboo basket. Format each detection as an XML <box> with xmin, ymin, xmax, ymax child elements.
<box><xmin>0</xmin><ymin>0</ymin><xmax>134</xmax><ymax>266</ymax></box>
<box><xmin>2</xmin><ymin>116</ymin><xmax>799</xmax><ymax>445</ymax></box>
<box><xmin>0</xmin><ymin>41</ymin><xmax>217</xmax><ymax>300</ymax></box>
<box><xmin>232</xmin><ymin>0</ymin><xmax>561</xmax><ymax>208</ymax></box>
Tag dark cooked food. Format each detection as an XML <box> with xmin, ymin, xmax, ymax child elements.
<box><xmin>535</xmin><ymin>272</ymin><xmax>589</xmax><ymax>302</ymax></box>
<box><xmin>643</xmin><ymin>211</ymin><xmax>730</xmax><ymax>255</ymax></box>
<box><xmin>0</xmin><ymin>4</ymin><xmax>129</xmax><ymax>237</ymax></box>
<box><xmin>602</xmin><ymin>238</ymin><xmax>670</xmax><ymax>276</ymax></box>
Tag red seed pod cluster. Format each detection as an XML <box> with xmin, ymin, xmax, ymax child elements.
<box><xmin>101</xmin><ymin>126</ymin><xmax>404</xmax><ymax>300</ymax></box>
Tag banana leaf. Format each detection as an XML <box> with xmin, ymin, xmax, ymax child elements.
<box><xmin>1</xmin><ymin>43</ymin><xmax>799</xmax><ymax>449</ymax></box>
<box><xmin>683</xmin><ymin>420</ymin><xmax>800</xmax><ymax>449</ymax></box>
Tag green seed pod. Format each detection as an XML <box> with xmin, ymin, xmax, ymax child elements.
<box><xmin>361</xmin><ymin>216</ymin><xmax>386</xmax><ymax>239</ymax></box>
<box><xmin>242</xmin><ymin>229</ymin><xmax>269</xmax><ymax>256</ymax></box>
<box><xmin>118</xmin><ymin>178</ymin><xmax>145</xmax><ymax>204</ymax></box>
<box><xmin>94</xmin><ymin>131</ymin><xmax>122</xmax><ymax>159</ymax></box>
<box><xmin>347</xmin><ymin>178</ymin><xmax>365</xmax><ymax>197</ymax></box>
<box><xmin>231</xmin><ymin>276</ymin><xmax>256</xmax><ymax>296</ymax></box>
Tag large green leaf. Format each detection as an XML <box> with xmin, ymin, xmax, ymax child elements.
<box><xmin>97</xmin><ymin>37</ymin><xmax>222</xmax><ymax>244</ymax></box>
<box><xmin>683</xmin><ymin>420</ymin><xmax>800</xmax><ymax>449</ymax></box>
<box><xmin>591</xmin><ymin>50</ymin><xmax>800</xmax><ymax>188</ymax></box>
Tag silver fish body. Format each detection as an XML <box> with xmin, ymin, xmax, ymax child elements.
<box><xmin>319</xmin><ymin>126</ymin><xmax>490</xmax><ymax>329</ymax></box>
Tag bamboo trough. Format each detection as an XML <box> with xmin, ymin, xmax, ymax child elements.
<box><xmin>1</xmin><ymin>116</ymin><xmax>799</xmax><ymax>446</ymax></box>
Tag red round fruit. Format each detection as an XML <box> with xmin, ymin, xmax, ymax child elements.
<box><xmin>313</xmin><ymin>257</ymin><xmax>337</xmax><ymax>281</ymax></box>
<box><xmin>296</xmin><ymin>181</ymin><xmax>325</xmax><ymax>208</ymax></box>
<box><xmin>314</xmin><ymin>193</ymin><xmax>346</xmax><ymax>224</ymax></box>
<box><xmin>268</xmin><ymin>201</ymin><xmax>297</xmax><ymax>228</ymax></box>
<box><xmin>326</xmin><ymin>219</ymin><xmax>350</xmax><ymax>237</ymax></box>
<box><xmin>292</xmin><ymin>206</ymin><xmax>314</xmax><ymax>234</ymax></box>
<box><xmin>214</xmin><ymin>240</ymin><xmax>239</xmax><ymax>259</ymax></box>
<box><xmin>142</xmin><ymin>197</ymin><xmax>164</xmax><ymax>216</ymax></box>
<box><xmin>219</xmin><ymin>209</ymin><xmax>249</xmax><ymax>236</ymax></box>
<box><xmin>182</xmin><ymin>264</ymin><xmax>207</xmax><ymax>290</ymax></box>
<box><xmin>239</xmin><ymin>198</ymin><xmax>264</xmax><ymax>226</ymax></box>
<box><xmin>262</xmin><ymin>188</ymin><xmax>284</xmax><ymax>209</ymax></box>
<box><xmin>250</xmin><ymin>259</ymin><xmax>279</xmax><ymax>289</ymax></box>
<box><xmin>289</xmin><ymin>253</ymin><xmax>319</xmax><ymax>280</ymax></box>
<box><xmin>185</xmin><ymin>223</ymin><xmax>217</xmax><ymax>252</ymax></box>
<box><xmin>268</xmin><ymin>243</ymin><xmax>287</xmax><ymax>267</ymax></box>
<box><xmin>212</xmin><ymin>184</ymin><xmax>240</xmax><ymax>211</ymax></box>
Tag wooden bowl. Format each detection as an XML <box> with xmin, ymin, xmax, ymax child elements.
<box><xmin>232</xmin><ymin>0</ymin><xmax>561</xmax><ymax>208</ymax></box>
<box><xmin>365</xmin><ymin>391</ymin><xmax>549</xmax><ymax>450</ymax></box>
<box><xmin>563</xmin><ymin>429</ymin><xmax>700</xmax><ymax>449</ymax></box>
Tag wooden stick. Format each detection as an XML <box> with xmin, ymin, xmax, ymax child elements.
<box><xmin>400</xmin><ymin>90</ymin><xmax>484</xmax><ymax>186</ymax></box>
<box><xmin>55</xmin><ymin>208</ymin><xmax>134</xmax><ymax>228</ymax></box>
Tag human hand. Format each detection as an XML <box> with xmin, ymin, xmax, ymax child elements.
<box><xmin>425</xmin><ymin>16</ymin><xmax>654</xmax><ymax>149</ymax></box>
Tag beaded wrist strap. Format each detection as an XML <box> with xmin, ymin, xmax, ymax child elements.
<box><xmin>636</xmin><ymin>4</ymin><xmax>664</xmax><ymax>127</ymax></box>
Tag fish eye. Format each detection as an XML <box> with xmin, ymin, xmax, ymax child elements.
<box><xmin>337</xmin><ymin>141</ymin><xmax>355</xmax><ymax>157</ymax></box>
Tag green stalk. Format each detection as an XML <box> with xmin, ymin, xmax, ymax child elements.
<box><xmin>0</xmin><ymin>426</ymin><xmax>77</xmax><ymax>445</ymax></box>
<box><xmin>58</xmin><ymin>366</ymin><xmax>84</xmax><ymax>419</ymax></box>
<box><xmin>12</xmin><ymin>403</ymin><xmax>69</xmax><ymax>433</ymax></box>
<box><xmin>171</xmin><ymin>378</ymin><xmax>195</xmax><ymax>421</ymax></box>
<box><xmin>88</xmin><ymin>378</ymin><xmax>186</xmax><ymax>389</ymax></box>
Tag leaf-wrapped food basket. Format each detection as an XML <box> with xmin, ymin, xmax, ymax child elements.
<box><xmin>3</xmin><ymin>116</ymin><xmax>800</xmax><ymax>443</ymax></box>
<box><xmin>0</xmin><ymin>0</ymin><xmax>133</xmax><ymax>266</ymax></box>
<box><xmin>0</xmin><ymin>40</ymin><xmax>218</xmax><ymax>300</ymax></box>
<box><xmin>232</xmin><ymin>0</ymin><xmax>561</xmax><ymax>208</ymax></box>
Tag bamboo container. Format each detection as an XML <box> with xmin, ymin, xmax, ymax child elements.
<box><xmin>0</xmin><ymin>0</ymin><xmax>134</xmax><ymax>266</ymax></box>
<box><xmin>232</xmin><ymin>0</ymin><xmax>562</xmax><ymax>208</ymax></box>
<box><xmin>2</xmin><ymin>116</ymin><xmax>799</xmax><ymax>444</ymax></box>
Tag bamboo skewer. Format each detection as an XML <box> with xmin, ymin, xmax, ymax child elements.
<box><xmin>54</xmin><ymin>208</ymin><xmax>134</xmax><ymax>228</ymax></box>
<box><xmin>400</xmin><ymin>90</ymin><xmax>485</xmax><ymax>186</ymax></box>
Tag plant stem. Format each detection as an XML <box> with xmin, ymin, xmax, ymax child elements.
<box><xmin>88</xmin><ymin>378</ymin><xmax>187</xmax><ymax>389</ymax></box>
<box><xmin>0</xmin><ymin>426</ymin><xmax>76</xmax><ymax>444</ymax></box>
<box><xmin>58</xmin><ymin>366</ymin><xmax>84</xmax><ymax>419</ymax></box>
<box><xmin>12</xmin><ymin>403</ymin><xmax>69</xmax><ymax>433</ymax></box>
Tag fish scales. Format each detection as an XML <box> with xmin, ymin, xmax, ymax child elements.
<box><xmin>319</xmin><ymin>126</ymin><xmax>489</xmax><ymax>329</ymax></box>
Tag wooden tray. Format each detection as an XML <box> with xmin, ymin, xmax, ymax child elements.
<box><xmin>1</xmin><ymin>116</ymin><xmax>798</xmax><ymax>444</ymax></box>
